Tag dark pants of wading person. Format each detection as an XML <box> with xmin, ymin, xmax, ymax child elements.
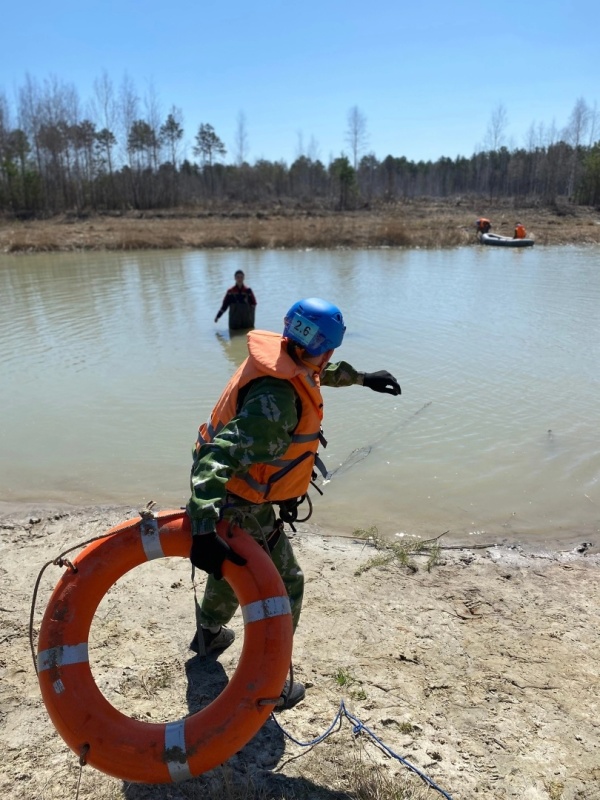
<box><xmin>195</xmin><ymin>500</ymin><xmax>304</xmax><ymax>634</ymax></box>
<box><xmin>229</xmin><ymin>303</ymin><xmax>255</xmax><ymax>331</ymax></box>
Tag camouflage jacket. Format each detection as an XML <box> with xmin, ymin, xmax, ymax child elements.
<box><xmin>188</xmin><ymin>360</ymin><xmax>362</xmax><ymax>534</ymax></box>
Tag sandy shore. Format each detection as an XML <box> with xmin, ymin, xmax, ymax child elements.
<box><xmin>1</xmin><ymin>503</ymin><xmax>599</xmax><ymax>800</ymax></box>
<box><xmin>1</xmin><ymin>201</ymin><xmax>600</xmax><ymax>252</ymax></box>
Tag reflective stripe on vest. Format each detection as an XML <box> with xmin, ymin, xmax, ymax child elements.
<box><xmin>198</xmin><ymin>426</ymin><xmax>319</xmax><ymax>448</ymax></box>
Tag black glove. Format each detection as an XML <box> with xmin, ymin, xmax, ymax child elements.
<box><xmin>363</xmin><ymin>370</ymin><xmax>401</xmax><ymax>396</ymax></box>
<box><xmin>190</xmin><ymin>531</ymin><xmax>247</xmax><ymax>580</ymax></box>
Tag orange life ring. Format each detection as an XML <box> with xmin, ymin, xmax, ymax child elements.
<box><xmin>37</xmin><ymin>510</ymin><xmax>293</xmax><ymax>783</ymax></box>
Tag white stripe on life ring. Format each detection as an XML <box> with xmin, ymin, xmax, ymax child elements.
<box><xmin>140</xmin><ymin>516</ymin><xmax>164</xmax><ymax>561</ymax></box>
<box><xmin>242</xmin><ymin>595</ymin><xmax>291</xmax><ymax>625</ymax></box>
<box><xmin>38</xmin><ymin>642</ymin><xmax>89</xmax><ymax>672</ymax></box>
<box><xmin>164</xmin><ymin>720</ymin><xmax>192</xmax><ymax>782</ymax></box>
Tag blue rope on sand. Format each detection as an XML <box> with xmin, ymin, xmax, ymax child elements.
<box><xmin>271</xmin><ymin>699</ymin><xmax>454</xmax><ymax>800</ymax></box>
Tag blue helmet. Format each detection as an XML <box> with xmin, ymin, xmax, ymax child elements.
<box><xmin>283</xmin><ymin>298</ymin><xmax>346</xmax><ymax>356</ymax></box>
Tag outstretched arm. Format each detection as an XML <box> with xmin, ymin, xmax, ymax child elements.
<box><xmin>321</xmin><ymin>360</ymin><xmax>401</xmax><ymax>395</ymax></box>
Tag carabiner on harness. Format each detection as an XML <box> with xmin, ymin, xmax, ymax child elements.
<box><xmin>276</xmin><ymin>494</ymin><xmax>314</xmax><ymax>532</ymax></box>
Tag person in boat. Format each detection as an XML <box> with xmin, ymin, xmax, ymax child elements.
<box><xmin>214</xmin><ymin>270</ymin><xmax>257</xmax><ymax>330</ymax></box>
<box><xmin>514</xmin><ymin>222</ymin><xmax>527</xmax><ymax>239</ymax></box>
<box><xmin>187</xmin><ymin>298</ymin><xmax>401</xmax><ymax>709</ymax></box>
<box><xmin>475</xmin><ymin>217</ymin><xmax>492</xmax><ymax>236</ymax></box>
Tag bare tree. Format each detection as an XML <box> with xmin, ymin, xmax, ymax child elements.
<box><xmin>25</xmin><ymin>75</ymin><xmax>82</xmax><ymax>210</ymax></box>
<box><xmin>0</xmin><ymin>90</ymin><xmax>11</xmax><ymax>134</ymax></box>
<box><xmin>0</xmin><ymin>91</ymin><xmax>15</xmax><ymax>203</ymax></box>
<box><xmin>91</xmin><ymin>71</ymin><xmax>118</xmax><ymax>187</ymax></box>
<box><xmin>524</xmin><ymin>121</ymin><xmax>538</xmax><ymax>152</ymax></box>
<box><xmin>345</xmin><ymin>105</ymin><xmax>368</xmax><ymax>169</ymax></box>
<box><xmin>587</xmin><ymin>102</ymin><xmax>598</xmax><ymax>147</ymax></box>
<box><xmin>0</xmin><ymin>90</ymin><xmax>11</xmax><ymax>168</ymax></box>
<box><xmin>564</xmin><ymin>97</ymin><xmax>591</xmax><ymax>148</ymax></box>
<box><xmin>484</xmin><ymin>103</ymin><xmax>508</xmax><ymax>151</ymax></box>
<box><xmin>307</xmin><ymin>135</ymin><xmax>321</xmax><ymax>163</ymax></box>
<box><xmin>295</xmin><ymin>130</ymin><xmax>305</xmax><ymax>160</ymax></box>
<box><xmin>564</xmin><ymin>97</ymin><xmax>591</xmax><ymax>196</ymax></box>
<box><xmin>525</xmin><ymin>120</ymin><xmax>554</xmax><ymax>151</ymax></box>
<box><xmin>91</xmin><ymin>71</ymin><xmax>118</xmax><ymax>134</ymax></box>
<box><xmin>17</xmin><ymin>74</ymin><xmax>43</xmax><ymax>174</ymax></box>
<box><xmin>118</xmin><ymin>73</ymin><xmax>139</xmax><ymax>166</ymax></box>
<box><xmin>143</xmin><ymin>78</ymin><xmax>163</xmax><ymax>169</ymax></box>
<box><xmin>233</xmin><ymin>110</ymin><xmax>249</xmax><ymax>165</ymax></box>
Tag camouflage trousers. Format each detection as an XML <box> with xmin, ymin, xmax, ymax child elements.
<box><xmin>195</xmin><ymin>500</ymin><xmax>304</xmax><ymax>633</ymax></box>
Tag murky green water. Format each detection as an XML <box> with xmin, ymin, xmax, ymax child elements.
<box><xmin>1</xmin><ymin>245</ymin><xmax>599</xmax><ymax>548</ymax></box>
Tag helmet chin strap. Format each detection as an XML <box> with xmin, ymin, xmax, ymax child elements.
<box><xmin>298</xmin><ymin>348</ymin><xmax>334</xmax><ymax>371</ymax></box>
<box><xmin>286</xmin><ymin>340</ymin><xmax>334</xmax><ymax>371</ymax></box>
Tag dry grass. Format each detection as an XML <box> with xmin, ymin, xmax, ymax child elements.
<box><xmin>353</xmin><ymin>526</ymin><xmax>444</xmax><ymax>575</ymax></box>
<box><xmin>2</xmin><ymin>198</ymin><xmax>599</xmax><ymax>253</ymax></box>
<box><xmin>349</xmin><ymin>766</ymin><xmax>435</xmax><ymax>800</ymax></box>
<box><xmin>27</xmin><ymin>745</ymin><xmax>437</xmax><ymax>800</ymax></box>
<box><xmin>307</xmin><ymin>739</ymin><xmax>436</xmax><ymax>800</ymax></box>
<box><xmin>56</xmin><ymin>747</ymin><xmax>436</xmax><ymax>800</ymax></box>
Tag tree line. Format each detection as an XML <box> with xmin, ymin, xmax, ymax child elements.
<box><xmin>1</xmin><ymin>75</ymin><xmax>599</xmax><ymax>215</ymax></box>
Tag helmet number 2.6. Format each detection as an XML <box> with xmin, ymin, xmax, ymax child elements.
<box><xmin>291</xmin><ymin>315</ymin><xmax>319</xmax><ymax>347</ymax></box>
<box><xmin>283</xmin><ymin>298</ymin><xmax>346</xmax><ymax>357</ymax></box>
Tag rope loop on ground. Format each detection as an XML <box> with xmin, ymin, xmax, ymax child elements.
<box><xmin>271</xmin><ymin>699</ymin><xmax>454</xmax><ymax>800</ymax></box>
<box><xmin>78</xmin><ymin>744</ymin><xmax>90</xmax><ymax>766</ymax></box>
<box><xmin>53</xmin><ymin>557</ymin><xmax>77</xmax><ymax>572</ymax></box>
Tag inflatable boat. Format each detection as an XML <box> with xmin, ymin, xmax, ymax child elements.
<box><xmin>480</xmin><ymin>232</ymin><xmax>534</xmax><ymax>248</ymax></box>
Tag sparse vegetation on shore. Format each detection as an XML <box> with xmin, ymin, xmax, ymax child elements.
<box><xmin>1</xmin><ymin>199</ymin><xmax>599</xmax><ymax>254</ymax></box>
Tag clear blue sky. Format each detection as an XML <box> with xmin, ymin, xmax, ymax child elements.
<box><xmin>2</xmin><ymin>0</ymin><xmax>599</xmax><ymax>165</ymax></box>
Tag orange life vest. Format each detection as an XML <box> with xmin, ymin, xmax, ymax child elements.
<box><xmin>196</xmin><ymin>330</ymin><xmax>324</xmax><ymax>503</ymax></box>
<box><xmin>514</xmin><ymin>224</ymin><xmax>526</xmax><ymax>239</ymax></box>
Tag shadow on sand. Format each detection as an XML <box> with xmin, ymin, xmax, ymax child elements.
<box><xmin>118</xmin><ymin>654</ymin><xmax>350</xmax><ymax>799</ymax></box>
